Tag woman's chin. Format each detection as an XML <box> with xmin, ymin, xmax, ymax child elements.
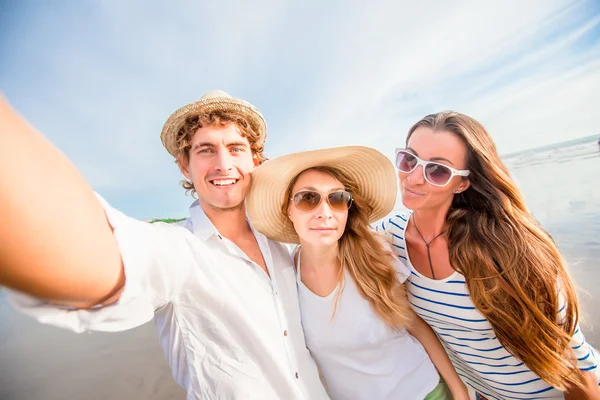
<box><xmin>401</xmin><ymin>196</ymin><xmax>422</xmax><ymax>210</ymax></box>
<box><xmin>300</xmin><ymin>234</ymin><xmax>342</xmax><ymax>248</ymax></box>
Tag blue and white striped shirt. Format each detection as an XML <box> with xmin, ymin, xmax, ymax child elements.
<box><xmin>377</xmin><ymin>211</ymin><xmax>599</xmax><ymax>400</ymax></box>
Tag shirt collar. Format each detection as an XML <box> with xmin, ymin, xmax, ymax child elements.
<box><xmin>189</xmin><ymin>200</ymin><xmax>221</xmax><ymax>241</ymax></box>
<box><xmin>188</xmin><ymin>200</ymin><xmax>266</xmax><ymax>243</ymax></box>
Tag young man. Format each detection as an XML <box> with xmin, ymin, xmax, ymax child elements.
<box><xmin>0</xmin><ymin>91</ymin><xmax>330</xmax><ymax>400</ymax></box>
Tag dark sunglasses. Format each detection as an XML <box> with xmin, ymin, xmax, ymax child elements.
<box><xmin>395</xmin><ymin>149</ymin><xmax>470</xmax><ymax>187</ymax></box>
<box><xmin>290</xmin><ymin>190</ymin><xmax>353</xmax><ymax>212</ymax></box>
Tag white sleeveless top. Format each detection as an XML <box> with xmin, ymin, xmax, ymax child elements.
<box><xmin>295</xmin><ymin>249</ymin><xmax>440</xmax><ymax>400</ymax></box>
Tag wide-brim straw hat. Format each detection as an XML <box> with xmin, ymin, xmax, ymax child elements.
<box><xmin>246</xmin><ymin>146</ymin><xmax>398</xmax><ymax>244</ymax></box>
<box><xmin>160</xmin><ymin>90</ymin><xmax>267</xmax><ymax>158</ymax></box>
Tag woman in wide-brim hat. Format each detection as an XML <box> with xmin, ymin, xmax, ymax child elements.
<box><xmin>246</xmin><ymin>146</ymin><xmax>468</xmax><ymax>400</ymax></box>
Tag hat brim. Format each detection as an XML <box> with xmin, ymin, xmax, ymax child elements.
<box><xmin>160</xmin><ymin>97</ymin><xmax>267</xmax><ymax>158</ymax></box>
<box><xmin>246</xmin><ymin>146</ymin><xmax>398</xmax><ymax>244</ymax></box>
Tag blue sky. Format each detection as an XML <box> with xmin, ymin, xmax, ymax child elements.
<box><xmin>1</xmin><ymin>0</ymin><xmax>599</xmax><ymax>219</ymax></box>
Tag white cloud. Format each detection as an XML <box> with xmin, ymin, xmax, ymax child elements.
<box><xmin>268</xmin><ymin>0</ymin><xmax>599</xmax><ymax>156</ymax></box>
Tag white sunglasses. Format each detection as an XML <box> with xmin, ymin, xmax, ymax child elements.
<box><xmin>395</xmin><ymin>149</ymin><xmax>470</xmax><ymax>187</ymax></box>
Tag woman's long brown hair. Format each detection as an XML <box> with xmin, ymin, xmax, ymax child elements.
<box><xmin>284</xmin><ymin>166</ymin><xmax>413</xmax><ymax>330</ymax></box>
<box><xmin>408</xmin><ymin>112</ymin><xmax>584</xmax><ymax>390</ymax></box>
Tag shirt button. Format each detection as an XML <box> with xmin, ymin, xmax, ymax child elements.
<box><xmin>295</xmin><ymin>372</ymin><xmax>299</xmax><ymax>379</ymax></box>
<box><xmin>283</xmin><ymin>330</ymin><xmax>288</xmax><ymax>336</ymax></box>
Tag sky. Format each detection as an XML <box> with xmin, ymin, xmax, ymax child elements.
<box><xmin>1</xmin><ymin>0</ymin><xmax>599</xmax><ymax>219</ymax></box>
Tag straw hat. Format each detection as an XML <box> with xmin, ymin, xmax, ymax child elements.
<box><xmin>246</xmin><ymin>146</ymin><xmax>398</xmax><ymax>244</ymax></box>
<box><xmin>160</xmin><ymin>90</ymin><xmax>267</xmax><ymax>158</ymax></box>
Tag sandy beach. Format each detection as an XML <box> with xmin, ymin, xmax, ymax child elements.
<box><xmin>0</xmin><ymin>140</ymin><xmax>599</xmax><ymax>400</ymax></box>
<box><xmin>0</xmin><ymin>297</ymin><xmax>185</xmax><ymax>400</ymax></box>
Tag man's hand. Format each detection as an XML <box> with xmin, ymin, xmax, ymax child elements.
<box><xmin>0</xmin><ymin>94</ymin><xmax>124</xmax><ymax>307</ymax></box>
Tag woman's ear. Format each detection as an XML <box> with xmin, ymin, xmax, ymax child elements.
<box><xmin>456</xmin><ymin>178</ymin><xmax>471</xmax><ymax>194</ymax></box>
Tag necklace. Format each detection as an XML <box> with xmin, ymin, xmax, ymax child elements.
<box><xmin>412</xmin><ymin>215</ymin><xmax>446</xmax><ymax>279</ymax></box>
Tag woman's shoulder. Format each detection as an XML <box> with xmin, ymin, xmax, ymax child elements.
<box><xmin>373</xmin><ymin>208</ymin><xmax>412</xmax><ymax>235</ymax></box>
<box><xmin>370</xmin><ymin>219</ymin><xmax>411</xmax><ymax>283</ymax></box>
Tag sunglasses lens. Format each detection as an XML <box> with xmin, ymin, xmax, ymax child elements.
<box><xmin>293</xmin><ymin>191</ymin><xmax>322</xmax><ymax>211</ymax></box>
<box><xmin>396</xmin><ymin>151</ymin><xmax>417</xmax><ymax>172</ymax></box>
<box><xmin>425</xmin><ymin>163</ymin><xmax>452</xmax><ymax>185</ymax></box>
<box><xmin>327</xmin><ymin>191</ymin><xmax>353</xmax><ymax>211</ymax></box>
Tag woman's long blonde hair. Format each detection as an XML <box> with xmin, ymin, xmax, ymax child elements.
<box><xmin>408</xmin><ymin>112</ymin><xmax>584</xmax><ymax>390</ymax></box>
<box><xmin>284</xmin><ymin>166</ymin><xmax>413</xmax><ymax>330</ymax></box>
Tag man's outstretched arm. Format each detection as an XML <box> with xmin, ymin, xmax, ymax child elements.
<box><xmin>0</xmin><ymin>95</ymin><xmax>124</xmax><ymax>308</ymax></box>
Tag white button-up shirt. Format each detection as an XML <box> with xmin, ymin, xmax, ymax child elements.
<box><xmin>8</xmin><ymin>196</ymin><xmax>330</xmax><ymax>400</ymax></box>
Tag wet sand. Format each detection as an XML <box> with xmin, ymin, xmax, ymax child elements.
<box><xmin>0</xmin><ymin>297</ymin><xmax>185</xmax><ymax>400</ymax></box>
<box><xmin>509</xmin><ymin>148</ymin><xmax>600</xmax><ymax>348</ymax></box>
